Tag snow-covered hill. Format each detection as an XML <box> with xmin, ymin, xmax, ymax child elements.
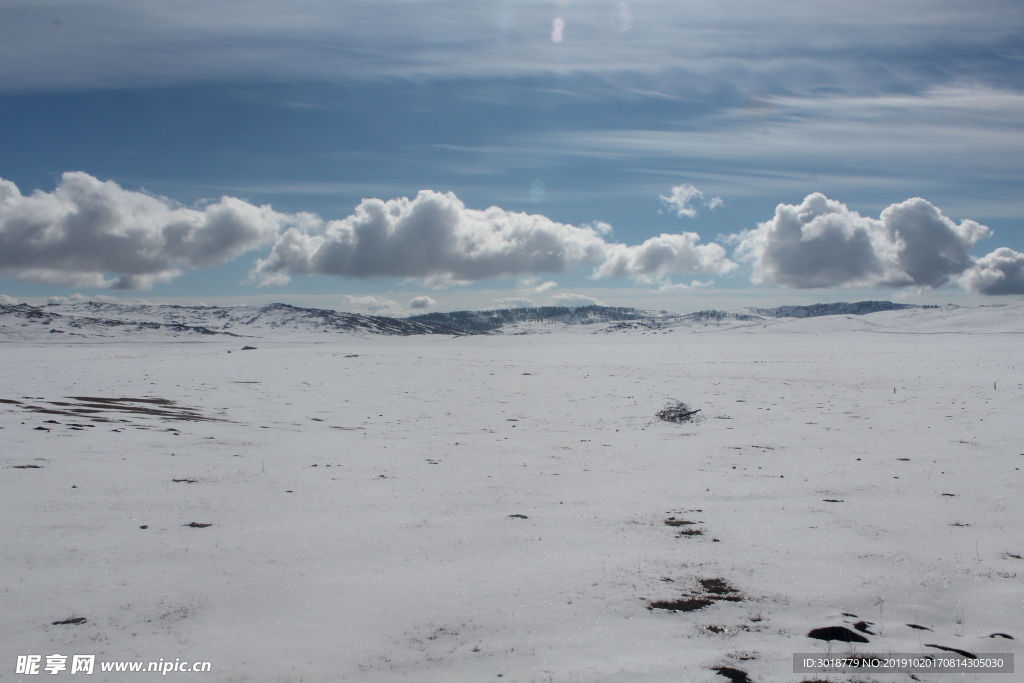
<box><xmin>0</xmin><ymin>302</ymin><xmax>473</xmax><ymax>341</ymax></box>
<box><xmin>2</xmin><ymin>299</ymin><xmax>1023</xmax><ymax>341</ymax></box>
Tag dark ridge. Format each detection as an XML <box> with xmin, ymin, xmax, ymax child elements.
<box><xmin>749</xmin><ymin>301</ymin><xmax>928</xmax><ymax>318</ymax></box>
<box><xmin>408</xmin><ymin>304</ymin><xmax>663</xmax><ymax>332</ymax></box>
<box><xmin>907</xmin><ymin>623</ymin><xmax>932</xmax><ymax>630</ymax></box>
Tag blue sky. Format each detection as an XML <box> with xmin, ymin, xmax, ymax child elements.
<box><xmin>2</xmin><ymin>0</ymin><xmax>1024</xmax><ymax>314</ymax></box>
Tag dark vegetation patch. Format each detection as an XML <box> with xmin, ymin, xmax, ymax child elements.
<box><xmin>508</xmin><ymin>514</ymin><xmax>528</xmax><ymax>519</ymax></box>
<box><xmin>656</xmin><ymin>401</ymin><xmax>701</xmax><ymax>423</ymax></box>
<box><xmin>907</xmin><ymin>623</ymin><xmax>932</xmax><ymax>631</ymax></box>
<box><xmin>698</xmin><ymin>579</ymin><xmax>743</xmax><ymax>601</ymax></box>
<box><xmin>52</xmin><ymin>617</ymin><xmax>86</xmax><ymax>625</ymax></box>
<box><xmin>665</xmin><ymin>518</ymin><xmax>698</xmax><ymax>526</ymax></box>
<box><xmin>712</xmin><ymin>666</ymin><xmax>752</xmax><ymax>683</ymax></box>
<box><xmin>677</xmin><ymin>528</ymin><xmax>704</xmax><ymax>536</ymax></box>
<box><xmin>12</xmin><ymin>465</ymin><xmax>42</xmax><ymax>469</ymax></box>
<box><xmin>172</xmin><ymin>478</ymin><xmax>197</xmax><ymax>483</ymax></box>
<box><xmin>241</xmin><ymin>346</ymin><xmax>257</xmax><ymax>350</ymax></box>
<box><xmin>184</xmin><ymin>522</ymin><xmax>212</xmax><ymax>528</ymax></box>
<box><xmin>988</xmin><ymin>633</ymin><xmax>1014</xmax><ymax>639</ymax></box>
<box><xmin>807</xmin><ymin>626</ymin><xmax>869</xmax><ymax>643</ymax></box>
<box><xmin>649</xmin><ymin>578</ymin><xmax>744</xmax><ymax>612</ymax></box>
<box><xmin>853</xmin><ymin>620</ymin><xmax>875</xmax><ymax>634</ymax></box>
<box><xmin>822</xmin><ymin>499</ymin><xmax>844</xmax><ymax>503</ymax></box>
<box><xmin>649</xmin><ymin>597</ymin><xmax>715</xmax><ymax>612</ymax></box>
<box><xmin>3</xmin><ymin>396</ymin><xmax>220</xmax><ymax>422</ymax></box>
<box><xmin>925</xmin><ymin>644</ymin><xmax>976</xmax><ymax>659</ymax></box>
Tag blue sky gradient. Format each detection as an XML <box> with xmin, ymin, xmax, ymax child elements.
<box><xmin>2</xmin><ymin>0</ymin><xmax>1023</xmax><ymax>313</ymax></box>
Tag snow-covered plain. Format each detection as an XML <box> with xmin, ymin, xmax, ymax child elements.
<box><xmin>2</xmin><ymin>303</ymin><xmax>1022</xmax><ymax>682</ymax></box>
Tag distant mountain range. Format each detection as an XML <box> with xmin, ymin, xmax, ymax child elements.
<box><xmin>0</xmin><ymin>300</ymin><xmax>945</xmax><ymax>340</ymax></box>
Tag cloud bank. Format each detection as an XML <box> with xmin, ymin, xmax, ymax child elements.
<box><xmin>0</xmin><ymin>172</ymin><xmax>285</xmax><ymax>289</ymax></box>
<box><xmin>4</xmin><ymin>174</ymin><xmax>1021</xmax><ymax>296</ymax></box>
<box><xmin>252</xmin><ymin>189</ymin><xmax>734</xmax><ymax>287</ymax></box>
<box><xmin>728</xmin><ymin>193</ymin><xmax>1012</xmax><ymax>290</ymax></box>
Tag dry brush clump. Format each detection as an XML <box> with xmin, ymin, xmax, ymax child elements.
<box><xmin>656</xmin><ymin>400</ymin><xmax>701</xmax><ymax>423</ymax></box>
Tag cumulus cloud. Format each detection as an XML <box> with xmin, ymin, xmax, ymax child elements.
<box><xmin>0</xmin><ymin>294</ymin><xmax>16</xmax><ymax>305</ymax></box>
<box><xmin>730</xmin><ymin>193</ymin><xmax>991</xmax><ymax>289</ymax></box>
<box><xmin>46</xmin><ymin>293</ymin><xmax>120</xmax><ymax>305</ymax></box>
<box><xmin>0</xmin><ymin>172</ymin><xmax>286</xmax><ymax>290</ymax></box>
<box><xmin>660</xmin><ymin>184</ymin><xmax>722</xmax><ymax>218</ymax></box>
<box><xmin>534</xmin><ymin>280</ymin><xmax>558</xmax><ymax>293</ymax></box>
<box><xmin>594</xmin><ymin>233</ymin><xmax>736</xmax><ymax>284</ymax></box>
<box><xmin>2</xmin><ymin>175</ymin><xmax>737</xmax><ymax>293</ymax></box>
<box><xmin>959</xmin><ymin>247</ymin><xmax>1024</xmax><ymax>295</ymax></box>
<box><xmin>253</xmin><ymin>189</ymin><xmax>733</xmax><ymax>287</ymax></box>
<box><xmin>342</xmin><ymin>295</ymin><xmax>401</xmax><ymax>316</ymax></box>
<box><xmin>492</xmin><ymin>297</ymin><xmax>535</xmax><ymax>309</ymax></box>
<box><xmin>408</xmin><ymin>295</ymin><xmax>436</xmax><ymax>309</ymax></box>
<box><xmin>552</xmin><ymin>293</ymin><xmax>604</xmax><ymax>306</ymax></box>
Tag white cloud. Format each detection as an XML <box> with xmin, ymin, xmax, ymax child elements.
<box><xmin>534</xmin><ymin>280</ymin><xmax>558</xmax><ymax>293</ymax></box>
<box><xmin>0</xmin><ymin>172</ymin><xmax>286</xmax><ymax>290</ymax></box>
<box><xmin>729</xmin><ymin>193</ymin><xmax>990</xmax><ymax>289</ymax></box>
<box><xmin>408</xmin><ymin>295</ymin><xmax>436</xmax><ymax>309</ymax></box>
<box><xmin>551</xmin><ymin>293</ymin><xmax>604</xmax><ymax>306</ymax></box>
<box><xmin>46</xmin><ymin>293</ymin><xmax>120</xmax><ymax>305</ymax></box>
<box><xmin>0</xmin><ymin>294</ymin><xmax>16</xmax><ymax>305</ymax></box>
<box><xmin>659</xmin><ymin>184</ymin><xmax>722</xmax><ymax>218</ymax></box>
<box><xmin>594</xmin><ymin>233</ymin><xmax>736</xmax><ymax>284</ymax></box>
<box><xmin>342</xmin><ymin>295</ymin><xmax>402</xmax><ymax>316</ymax></box>
<box><xmin>959</xmin><ymin>248</ymin><xmax>1024</xmax><ymax>295</ymax></box>
<box><xmin>252</xmin><ymin>189</ymin><xmax>733</xmax><ymax>287</ymax></box>
<box><xmin>0</xmin><ymin>1</ymin><xmax>1007</xmax><ymax>96</ymax></box>
<box><xmin>492</xmin><ymin>297</ymin><xmax>535</xmax><ymax>309</ymax></box>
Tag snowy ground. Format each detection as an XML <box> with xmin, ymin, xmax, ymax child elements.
<box><xmin>2</xmin><ymin>311</ymin><xmax>1022</xmax><ymax>682</ymax></box>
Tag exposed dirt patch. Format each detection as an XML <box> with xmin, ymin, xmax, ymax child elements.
<box><xmin>677</xmin><ymin>528</ymin><xmax>704</xmax><ymax>536</ymax></box>
<box><xmin>712</xmin><ymin>666</ymin><xmax>752</xmax><ymax>683</ymax></box>
<box><xmin>807</xmin><ymin>626</ymin><xmax>869</xmax><ymax>643</ymax></box>
<box><xmin>649</xmin><ymin>597</ymin><xmax>715</xmax><ymax>612</ymax></box>
<box><xmin>925</xmin><ymin>643</ymin><xmax>977</xmax><ymax>658</ymax></box>
<box><xmin>649</xmin><ymin>578</ymin><xmax>745</xmax><ymax>612</ymax></box>
<box><xmin>52</xmin><ymin>617</ymin><xmax>87</xmax><ymax>625</ymax></box>
<box><xmin>664</xmin><ymin>518</ymin><xmax>698</xmax><ymax>526</ymax></box>
<box><xmin>184</xmin><ymin>522</ymin><xmax>212</xmax><ymax>528</ymax></box>
<box><xmin>907</xmin><ymin>623</ymin><xmax>932</xmax><ymax>630</ymax></box>
<box><xmin>12</xmin><ymin>465</ymin><xmax>42</xmax><ymax>469</ymax></box>
<box><xmin>3</xmin><ymin>396</ymin><xmax>221</xmax><ymax>422</ymax></box>
<box><xmin>172</xmin><ymin>478</ymin><xmax>198</xmax><ymax>483</ymax></box>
